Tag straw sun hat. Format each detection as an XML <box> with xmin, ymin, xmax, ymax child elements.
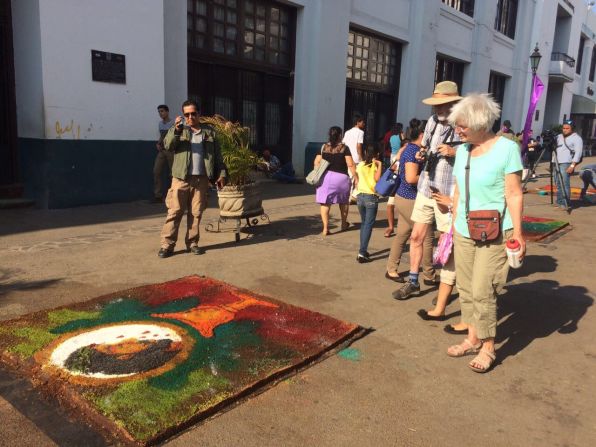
<box><xmin>422</xmin><ymin>81</ymin><xmax>463</xmax><ymax>105</ymax></box>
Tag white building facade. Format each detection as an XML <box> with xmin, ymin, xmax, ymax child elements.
<box><xmin>2</xmin><ymin>0</ymin><xmax>595</xmax><ymax>207</ymax></box>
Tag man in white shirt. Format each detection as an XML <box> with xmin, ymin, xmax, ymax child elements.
<box><xmin>342</xmin><ymin>115</ymin><xmax>365</xmax><ymax>200</ymax></box>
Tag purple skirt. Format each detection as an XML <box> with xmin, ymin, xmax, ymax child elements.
<box><xmin>316</xmin><ymin>170</ymin><xmax>350</xmax><ymax>204</ymax></box>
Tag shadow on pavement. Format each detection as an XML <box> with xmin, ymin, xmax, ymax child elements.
<box><xmin>0</xmin><ymin>368</ymin><xmax>107</xmax><ymax>447</ymax></box>
<box><xmin>204</xmin><ymin>214</ymin><xmax>323</xmax><ymax>252</ymax></box>
<box><xmin>0</xmin><ymin>269</ymin><xmax>63</xmax><ymax>298</ymax></box>
<box><xmin>507</xmin><ymin>254</ymin><xmax>558</xmax><ymax>281</ymax></box>
<box><xmin>495</xmin><ymin>279</ymin><xmax>593</xmax><ymax>364</ymax></box>
<box><xmin>0</xmin><ymin>183</ymin><xmax>313</xmax><ymax>237</ymax></box>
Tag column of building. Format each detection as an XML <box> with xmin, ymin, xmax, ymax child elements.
<box><xmin>291</xmin><ymin>0</ymin><xmax>351</xmax><ymax>175</ymax></box>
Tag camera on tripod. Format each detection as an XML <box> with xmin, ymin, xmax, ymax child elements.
<box><xmin>541</xmin><ymin>129</ymin><xmax>557</xmax><ymax>151</ymax></box>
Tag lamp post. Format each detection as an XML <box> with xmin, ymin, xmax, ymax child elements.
<box><xmin>530</xmin><ymin>44</ymin><xmax>542</xmax><ymax>76</ymax></box>
<box><xmin>525</xmin><ymin>44</ymin><xmax>542</xmax><ymax>140</ymax></box>
<box><xmin>521</xmin><ymin>44</ymin><xmax>544</xmax><ymax>190</ymax></box>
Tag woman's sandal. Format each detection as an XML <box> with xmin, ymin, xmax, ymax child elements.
<box><xmin>341</xmin><ymin>222</ymin><xmax>351</xmax><ymax>231</ymax></box>
<box><xmin>468</xmin><ymin>349</ymin><xmax>496</xmax><ymax>373</ymax></box>
<box><xmin>447</xmin><ymin>338</ymin><xmax>482</xmax><ymax>358</ymax></box>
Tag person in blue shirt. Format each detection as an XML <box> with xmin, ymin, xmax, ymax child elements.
<box><xmin>554</xmin><ymin>120</ymin><xmax>583</xmax><ymax>210</ymax></box>
<box><xmin>385</xmin><ymin>119</ymin><xmax>435</xmax><ymax>283</ymax></box>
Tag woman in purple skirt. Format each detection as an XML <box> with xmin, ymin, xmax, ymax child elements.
<box><xmin>314</xmin><ymin>126</ymin><xmax>358</xmax><ymax>235</ymax></box>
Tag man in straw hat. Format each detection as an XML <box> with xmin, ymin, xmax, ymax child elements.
<box><xmin>392</xmin><ymin>81</ymin><xmax>462</xmax><ymax>303</ymax></box>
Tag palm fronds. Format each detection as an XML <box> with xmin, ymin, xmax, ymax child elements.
<box><xmin>199</xmin><ymin>115</ymin><xmax>259</xmax><ymax>186</ymax></box>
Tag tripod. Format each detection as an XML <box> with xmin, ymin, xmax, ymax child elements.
<box><xmin>522</xmin><ymin>145</ymin><xmax>548</xmax><ymax>190</ymax></box>
<box><xmin>549</xmin><ymin>153</ymin><xmax>572</xmax><ymax>213</ymax></box>
<box><xmin>522</xmin><ymin>145</ymin><xmax>571</xmax><ymax>213</ymax></box>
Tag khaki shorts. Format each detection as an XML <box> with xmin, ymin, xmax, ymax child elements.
<box><xmin>410</xmin><ymin>193</ymin><xmax>451</xmax><ymax>233</ymax></box>
<box><xmin>387</xmin><ymin>195</ymin><xmax>395</xmax><ymax>205</ymax></box>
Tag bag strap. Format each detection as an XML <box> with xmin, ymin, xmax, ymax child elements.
<box><xmin>422</xmin><ymin>117</ymin><xmax>438</xmax><ymax>149</ymax></box>
<box><xmin>465</xmin><ymin>147</ymin><xmax>507</xmax><ymax>221</ymax></box>
<box><xmin>562</xmin><ymin>135</ymin><xmax>575</xmax><ymax>158</ymax></box>
<box><xmin>465</xmin><ymin>149</ymin><xmax>471</xmax><ymax>221</ymax></box>
<box><xmin>442</xmin><ymin>126</ymin><xmax>455</xmax><ymax>145</ymax></box>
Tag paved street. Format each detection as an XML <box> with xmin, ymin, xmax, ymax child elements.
<box><xmin>1</xmin><ymin>159</ymin><xmax>595</xmax><ymax>447</ymax></box>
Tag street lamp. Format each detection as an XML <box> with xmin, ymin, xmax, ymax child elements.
<box><xmin>521</xmin><ymin>44</ymin><xmax>543</xmax><ymax>189</ymax></box>
<box><xmin>530</xmin><ymin>44</ymin><xmax>542</xmax><ymax>74</ymax></box>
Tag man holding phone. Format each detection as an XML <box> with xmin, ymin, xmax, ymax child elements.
<box><xmin>158</xmin><ymin>100</ymin><xmax>227</xmax><ymax>258</ymax></box>
<box><xmin>393</xmin><ymin>81</ymin><xmax>461</xmax><ymax>300</ymax></box>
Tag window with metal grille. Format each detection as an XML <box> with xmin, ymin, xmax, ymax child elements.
<box><xmin>494</xmin><ymin>0</ymin><xmax>518</xmax><ymax>40</ymax></box>
<box><xmin>488</xmin><ymin>72</ymin><xmax>507</xmax><ymax>109</ymax></box>
<box><xmin>589</xmin><ymin>46</ymin><xmax>596</xmax><ymax>82</ymax></box>
<box><xmin>577</xmin><ymin>36</ymin><xmax>586</xmax><ymax>76</ymax></box>
<box><xmin>346</xmin><ymin>29</ymin><xmax>399</xmax><ymax>91</ymax></box>
<box><xmin>489</xmin><ymin>72</ymin><xmax>507</xmax><ymax>132</ymax></box>
<box><xmin>188</xmin><ymin>0</ymin><xmax>292</xmax><ymax>68</ymax></box>
<box><xmin>435</xmin><ymin>55</ymin><xmax>464</xmax><ymax>93</ymax></box>
<box><xmin>441</xmin><ymin>0</ymin><xmax>475</xmax><ymax>17</ymax></box>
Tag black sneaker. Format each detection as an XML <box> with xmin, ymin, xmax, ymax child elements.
<box><xmin>423</xmin><ymin>274</ymin><xmax>440</xmax><ymax>286</ymax></box>
<box><xmin>189</xmin><ymin>245</ymin><xmax>203</xmax><ymax>255</ymax></box>
<box><xmin>158</xmin><ymin>248</ymin><xmax>173</xmax><ymax>258</ymax></box>
<box><xmin>392</xmin><ymin>281</ymin><xmax>420</xmax><ymax>300</ymax></box>
<box><xmin>356</xmin><ymin>253</ymin><xmax>372</xmax><ymax>263</ymax></box>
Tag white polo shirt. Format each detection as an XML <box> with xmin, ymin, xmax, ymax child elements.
<box><xmin>342</xmin><ymin>127</ymin><xmax>364</xmax><ymax>164</ymax></box>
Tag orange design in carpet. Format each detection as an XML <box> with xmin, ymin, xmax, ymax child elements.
<box><xmin>151</xmin><ymin>293</ymin><xmax>278</xmax><ymax>338</ymax></box>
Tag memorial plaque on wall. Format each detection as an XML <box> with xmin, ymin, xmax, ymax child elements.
<box><xmin>91</xmin><ymin>50</ymin><xmax>126</xmax><ymax>84</ymax></box>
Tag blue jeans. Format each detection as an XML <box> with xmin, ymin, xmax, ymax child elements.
<box><xmin>272</xmin><ymin>163</ymin><xmax>298</xmax><ymax>183</ymax></box>
<box><xmin>357</xmin><ymin>193</ymin><xmax>378</xmax><ymax>255</ymax></box>
<box><xmin>555</xmin><ymin>162</ymin><xmax>571</xmax><ymax>207</ymax></box>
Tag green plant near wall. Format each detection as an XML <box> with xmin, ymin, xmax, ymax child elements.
<box><xmin>199</xmin><ymin>115</ymin><xmax>260</xmax><ymax>186</ymax></box>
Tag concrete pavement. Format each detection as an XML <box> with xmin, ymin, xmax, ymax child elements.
<box><xmin>0</xmin><ymin>159</ymin><xmax>595</xmax><ymax>447</ymax></box>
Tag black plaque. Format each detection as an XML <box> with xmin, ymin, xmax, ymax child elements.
<box><xmin>91</xmin><ymin>50</ymin><xmax>126</xmax><ymax>84</ymax></box>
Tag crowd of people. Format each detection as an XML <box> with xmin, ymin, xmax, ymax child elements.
<box><xmin>149</xmin><ymin>79</ymin><xmax>590</xmax><ymax>374</ymax></box>
<box><xmin>313</xmin><ymin>81</ymin><xmax>531</xmax><ymax>374</ymax></box>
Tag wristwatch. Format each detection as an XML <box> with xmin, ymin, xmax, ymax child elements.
<box><xmin>571</xmin><ymin>163</ymin><xmax>576</xmax><ymax>168</ymax></box>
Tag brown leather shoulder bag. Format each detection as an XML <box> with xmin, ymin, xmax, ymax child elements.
<box><xmin>465</xmin><ymin>149</ymin><xmax>505</xmax><ymax>242</ymax></box>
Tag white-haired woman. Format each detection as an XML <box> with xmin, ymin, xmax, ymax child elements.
<box><xmin>446</xmin><ymin>93</ymin><xmax>524</xmax><ymax>373</ymax></box>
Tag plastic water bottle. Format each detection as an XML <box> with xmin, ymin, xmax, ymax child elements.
<box><xmin>506</xmin><ymin>239</ymin><xmax>523</xmax><ymax>269</ymax></box>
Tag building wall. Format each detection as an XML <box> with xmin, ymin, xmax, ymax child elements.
<box><xmin>163</xmin><ymin>0</ymin><xmax>187</xmax><ymax>115</ymax></box>
<box><xmin>537</xmin><ymin>0</ymin><xmax>596</xmax><ymax>129</ymax></box>
<box><xmin>38</xmin><ymin>0</ymin><xmax>164</xmax><ymax>141</ymax></box>
<box><xmin>11</xmin><ymin>0</ymin><xmax>596</xmax><ymax>207</ymax></box>
<box><xmin>11</xmin><ymin>0</ymin><xmax>44</xmax><ymax>139</ymax></box>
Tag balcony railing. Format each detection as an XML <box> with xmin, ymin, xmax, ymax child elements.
<box><xmin>550</xmin><ymin>52</ymin><xmax>576</xmax><ymax>83</ymax></box>
<box><xmin>551</xmin><ymin>52</ymin><xmax>575</xmax><ymax>68</ymax></box>
<box><xmin>441</xmin><ymin>0</ymin><xmax>475</xmax><ymax>18</ymax></box>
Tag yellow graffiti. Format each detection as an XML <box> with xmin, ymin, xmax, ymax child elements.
<box><xmin>55</xmin><ymin>120</ymin><xmax>81</xmax><ymax>139</ymax></box>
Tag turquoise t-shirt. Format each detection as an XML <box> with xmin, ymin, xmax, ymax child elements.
<box><xmin>453</xmin><ymin>137</ymin><xmax>523</xmax><ymax>238</ymax></box>
<box><xmin>389</xmin><ymin>135</ymin><xmax>401</xmax><ymax>154</ymax></box>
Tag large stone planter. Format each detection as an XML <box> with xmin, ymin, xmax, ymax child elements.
<box><xmin>217</xmin><ymin>182</ymin><xmax>264</xmax><ymax>218</ymax></box>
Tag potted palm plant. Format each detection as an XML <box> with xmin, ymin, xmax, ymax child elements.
<box><xmin>199</xmin><ymin>115</ymin><xmax>264</xmax><ymax>218</ymax></box>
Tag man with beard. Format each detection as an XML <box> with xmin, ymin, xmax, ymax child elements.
<box><xmin>393</xmin><ymin>81</ymin><xmax>461</xmax><ymax>300</ymax></box>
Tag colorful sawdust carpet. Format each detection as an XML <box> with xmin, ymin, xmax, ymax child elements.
<box><xmin>0</xmin><ymin>276</ymin><xmax>363</xmax><ymax>446</ymax></box>
<box><xmin>522</xmin><ymin>216</ymin><xmax>570</xmax><ymax>242</ymax></box>
<box><xmin>533</xmin><ymin>185</ymin><xmax>596</xmax><ymax>202</ymax></box>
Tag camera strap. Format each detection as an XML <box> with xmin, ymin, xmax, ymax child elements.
<box><xmin>562</xmin><ymin>135</ymin><xmax>575</xmax><ymax>158</ymax></box>
<box><xmin>423</xmin><ymin>117</ymin><xmax>438</xmax><ymax>150</ymax></box>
